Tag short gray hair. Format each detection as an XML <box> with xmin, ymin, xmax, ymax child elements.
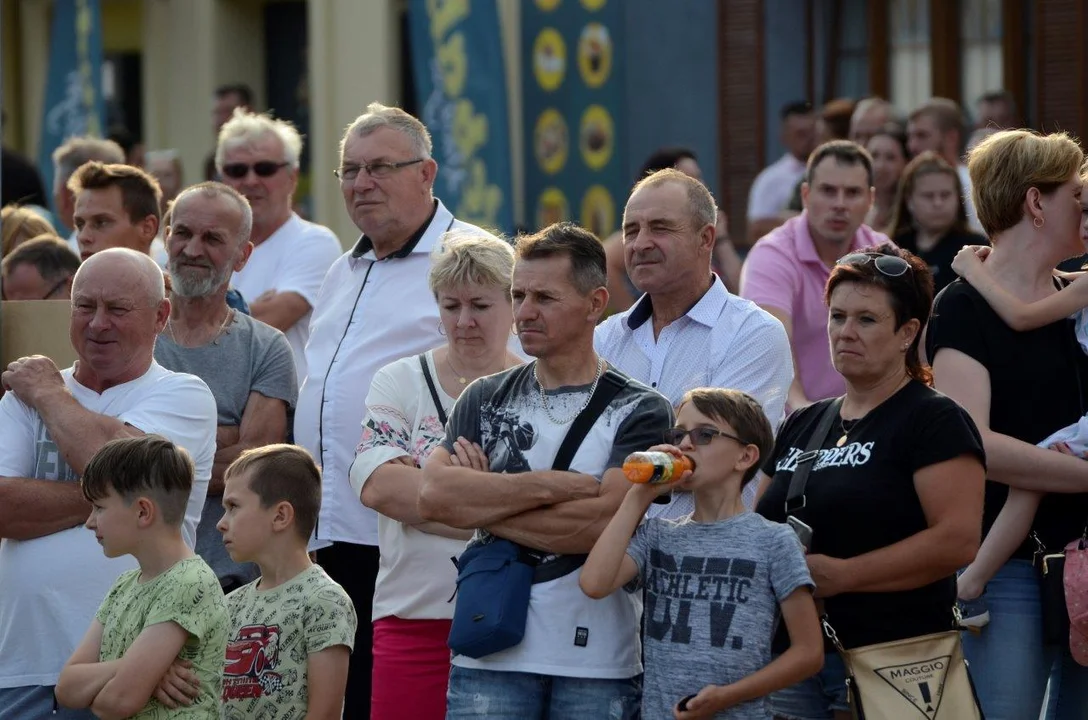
<box><xmin>216</xmin><ymin>109</ymin><xmax>303</xmax><ymax>170</ymax></box>
<box><xmin>429</xmin><ymin>232</ymin><xmax>514</xmax><ymax>297</ymax></box>
<box><xmin>170</xmin><ymin>182</ymin><xmax>253</xmax><ymax>247</ymax></box>
<box><xmin>629</xmin><ymin>168</ymin><xmax>717</xmax><ymax>230</ymax></box>
<box><xmin>339</xmin><ymin>102</ymin><xmax>433</xmax><ymax>162</ymax></box>
<box><xmin>52</xmin><ymin>137</ymin><xmax>125</xmax><ymax>187</ymax></box>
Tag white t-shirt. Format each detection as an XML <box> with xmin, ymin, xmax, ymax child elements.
<box><xmin>295</xmin><ymin>200</ymin><xmax>498</xmax><ymax>547</ymax></box>
<box><xmin>0</xmin><ymin>362</ymin><xmax>217</xmax><ymax>688</ymax></box>
<box><xmin>958</xmin><ymin>164</ymin><xmax>985</xmax><ymax>234</ymax></box>
<box><xmin>440</xmin><ymin>364</ymin><xmax>674</xmax><ymax>679</ymax></box>
<box><xmin>231</xmin><ymin>213</ymin><xmax>342</xmax><ymax>383</ymax></box>
<box><xmin>747</xmin><ymin>153</ymin><xmax>807</xmax><ymax>221</ymax></box>
<box><xmin>349</xmin><ymin>350</ymin><xmax>467</xmax><ymax>621</ymax></box>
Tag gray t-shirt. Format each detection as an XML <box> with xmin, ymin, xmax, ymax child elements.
<box><xmin>154</xmin><ymin>312</ymin><xmax>297</xmax><ymax>587</ymax></box>
<box><xmin>627</xmin><ymin>512</ymin><xmax>813</xmax><ymax>719</ymax></box>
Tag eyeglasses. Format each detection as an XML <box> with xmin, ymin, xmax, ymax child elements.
<box><xmin>335</xmin><ymin>158</ymin><xmax>425</xmax><ymax>182</ymax></box>
<box><xmin>43</xmin><ymin>276</ymin><xmax>71</xmax><ymax>300</ymax></box>
<box><xmin>664</xmin><ymin>426</ymin><xmax>748</xmax><ymax>447</ymax></box>
<box><xmin>836</xmin><ymin>252</ymin><xmax>912</xmax><ymax>278</ymax></box>
<box><xmin>220</xmin><ymin>161</ymin><xmax>289</xmax><ymax>179</ymax></box>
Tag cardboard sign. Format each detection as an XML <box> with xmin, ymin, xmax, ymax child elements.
<box><xmin>1</xmin><ymin>300</ymin><xmax>75</xmax><ymax>369</ymax></box>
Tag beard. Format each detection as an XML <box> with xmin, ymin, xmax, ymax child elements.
<box><xmin>168</xmin><ymin>258</ymin><xmax>233</xmax><ymax>298</ymax></box>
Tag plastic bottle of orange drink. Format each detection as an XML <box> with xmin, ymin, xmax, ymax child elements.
<box><xmin>622</xmin><ymin>451</ymin><xmax>694</xmax><ymax>485</ymax></box>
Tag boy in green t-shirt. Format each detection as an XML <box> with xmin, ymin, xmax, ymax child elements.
<box><xmin>55</xmin><ymin>435</ymin><xmax>228</xmax><ymax>719</ymax></box>
<box><xmin>152</xmin><ymin>444</ymin><xmax>357</xmax><ymax>718</ymax></box>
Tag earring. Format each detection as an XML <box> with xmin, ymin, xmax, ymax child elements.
<box><xmin>1034</xmin><ymin>216</ymin><xmax>1045</xmax><ymax>229</ymax></box>
<box><xmin>437</xmin><ymin>321</ymin><xmax>446</xmax><ymax>337</ymax></box>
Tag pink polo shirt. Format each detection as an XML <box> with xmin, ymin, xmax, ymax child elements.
<box><xmin>739</xmin><ymin>212</ymin><xmax>892</xmax><ymax>402</ymax></box>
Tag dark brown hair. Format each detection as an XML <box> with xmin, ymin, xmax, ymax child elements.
<box><xmin>678</xmin><ymin>388</ymin><xmax>774</xmax><ymax>486</ymax></box>
<box><xmin>514</xmin><ymin>221</ymin><xmax>606</xmax><ymax>295</ymax></box>
<box><xmin>825</xmin><ymin>244</ymin><xmax>935</xmax><ymax>385</ymax></box>
<box><xmin>81</xmin><ymin>435</ymin><xmax>194</xmax><ymax>525</ymax></box>
<box><xmin>805</xmin><ymin>140</ymin><xmax>874</xmax><ymax>187</ymax></box>
<box><xmin>887</xmin><ymin>151</ymin><xmax>969</xmax><ymax>238</ymax></box>
<box><xmin>1</xmin><ymin>235</ymin><xmax>80</xmax><ymax>284</ymax></box>
<box><xmin>67</xmin><ymin>161</ymin><xmax>163</xmax><ymax>225</ymax></box>
<box><xmin>224</xmin><ymin>444</ymin><xmax>322</xmax><ymax>540</ymax></box>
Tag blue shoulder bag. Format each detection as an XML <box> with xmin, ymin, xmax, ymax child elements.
<box><xmin>444</xmin><ymin>368</ymin><xmax>628</xmax><ymax>659</ymax></box>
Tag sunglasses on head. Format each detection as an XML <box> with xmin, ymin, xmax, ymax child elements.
<box><xmin>664</xmin><ymin>426</ymin><xmax>748</xmax><ymax>447</ymax></box>
<box><xmin>220</xmin><ymin>161</ymin><xmax>289</xmax><ymax>179</ymax></box>
<box><xmin>836</xmin><ymin>252</ymin><xmax>911</xmax><ymax>278</ymax></box>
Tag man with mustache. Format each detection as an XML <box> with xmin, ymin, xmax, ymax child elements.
<box><xmin>153</xmin><ymin>182</ymin><xmax>297</xmax><ymax>596</ymax></box>
<box><xmin>740</xmin><ymin>140</ymin><xmax>889</xmax><ymax>410</ymax></box>
<box><xmin>215</xmin><ymin>110</ymin><xmax>342</xmax><ymax>384</ymax></box>
<box><xmin>595</xmin><ymin>168</ymin><xmax>793</xmax><ymax>512</ymax></box>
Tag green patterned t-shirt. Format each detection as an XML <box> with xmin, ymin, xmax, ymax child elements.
<box><xmin>221</xmin><ymin>563</ymin><xmax>357</xmax><ymax>719</ymax></box>
<box><xmin>96</xmin><ymin>555</ymin><xmax>229</xmax><ymax>718</ymax></box>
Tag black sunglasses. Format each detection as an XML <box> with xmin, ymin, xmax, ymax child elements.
<box><xmin>220</xmin><ymin>161</ymin><xmax>289</xmax><ymax>179</ymax></box>
<box><xmin>837</xmin><ymin>252</ymin><xmax>911</xmax><ymax>278</ymax></box>
<box><xmin>664</xmin><ymin>426</ymin><xmax>748</xmax><ymax>447</ymax></box>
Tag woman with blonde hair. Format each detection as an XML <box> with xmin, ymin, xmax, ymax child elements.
<box><xmin>349</xmin><ymin>232</ymin><xmax>522</xmax><ymax>720</ymax></box>
<box><xmin>2</xmin><ymin>205</ymin><xmax>56</xmax><ymax>256</ymax></box>
<box><xmin>887</xmin><ymin>151</ymin><xmax>987</xmax><ymax>292</ymax></box>
<box><xmin>927</xmin><ymin>130</ymin><xmax>1088</xmax><ymax>719</ymax></box>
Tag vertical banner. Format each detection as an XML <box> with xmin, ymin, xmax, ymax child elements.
<box><xmin>408</xmin><ymin>0</ymin><xmax>514</xmax><ymax>235</ymax></box>
<box><xmin>37</xmin><ymin>0</ymin><xmax>106</xmax><ymax>213</ymax></box>
<box><xmin>522</xmin><ymin>0</ymin><xmax>624</xmax><ymax>237</ymax></box>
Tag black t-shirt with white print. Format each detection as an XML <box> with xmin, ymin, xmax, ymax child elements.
<box><xmin>927</xmin><ymin>279</ymin><xmax>1088</xmax><ymax>559</ymax></box>
<box><xmin>756</xmin><ymin>380</ymin><xmax>984</xmax><ymax>650</ymax></box>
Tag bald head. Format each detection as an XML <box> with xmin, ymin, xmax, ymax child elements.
<box><xmin>850</xmin><ymin>98</ymin><xmax>894</xmax><ymax>146</ymax></box>
<box><xmin>74</xmin><ymin>247</ymin><xmax>166</xmax><ymax>304</ymax></box>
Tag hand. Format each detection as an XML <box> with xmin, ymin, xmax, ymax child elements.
<box><xmin>956</xmin><ymin>570</ymin><xmax>984</xmax><ymax>602</ymax></box>
<box><xmin>807</xmin><ymin>554</ymin><xmax>849</xmax><ymax>598</ymax></box>
<box><xmin>1050</xmin><ymin>442</ymin><xmax>1088</xmax><ymax>460</ymax></box>
<box><xmin>635</xmin><ymin>443</ymin><xmax>693</xmax><ymax>494</ymax></box>
<box><xmin>388</xmin><ymin>455</ymin><xmax>418</xmax><ymax>467</ymax></box>
<box><xmin>674</xmin><ymin>684</ymin><xmax>729</xmax><ymax>719</ymax></box>
<box><xmin>449</xmin><ymin>437</ymin><xmax>490</xmax><ymax>472</ymax></box>
<box><xmin>950</xmin><ymin>245</ymin><xmax>989</xmax><ymax>280</ymax></box>
<box><xmin>153</xmin><ymin>658</ymin><xmax>200</xmax><ymax>709</ymax></box>
<box><xmin>1</xmin><ymin>355</ymin><xmax>66</xmax><ymax>407</ymax></box>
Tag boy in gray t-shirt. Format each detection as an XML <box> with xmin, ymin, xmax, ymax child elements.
<box><xmin>581</xmin><ymin>389</ymin><xmax>823</xmax><ymax>719</ymax></box>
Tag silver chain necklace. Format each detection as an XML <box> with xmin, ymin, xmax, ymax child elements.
<box><xmin>535</xmin><ymin>357</ymin><xmax>604</xmax><ymax>425</ymax></box>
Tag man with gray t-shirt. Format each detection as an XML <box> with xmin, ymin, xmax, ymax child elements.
<box><xmin>154</xmin><ymin>182</ymin><xmax>297</xmax><ymax>591</ymax></box>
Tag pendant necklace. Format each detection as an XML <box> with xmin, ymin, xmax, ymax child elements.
<box><xmin>836</xmin><ymin>416</ymin><xmax>860</xmax><ymax>447</ymax></box>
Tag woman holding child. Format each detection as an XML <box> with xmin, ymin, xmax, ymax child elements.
<box><xmin>927</xmin><ymin>130</ymin><xmax>1088</xmax><ymax>719</ymax></box>
<box><xmin>349</xmin><ymin>233</ymin><xmax>522</xmax><ymax>720</ymax></box>
<box><xmin>756</xmin><ymin>245</ymin><xmax>986</xmax><ymax>719</ymax></box>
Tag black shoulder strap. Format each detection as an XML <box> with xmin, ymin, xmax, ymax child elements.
<box><xmin>785</xmin><ymin>397</ymin><xmax>843</xmax><ymax>516</ymax></box>
<box><xmin>551</xmin><ymin>368</ymin><xmax>628</xmax><ymax>471</ymax></box>
<box><xmin>419</xmin><ymin>353</ymin><xmax>448</xmax><ymax>427</ymax></box>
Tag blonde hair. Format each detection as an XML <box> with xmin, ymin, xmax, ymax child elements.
<box><xmin>967</xmin><ymin>130</ymin><xmax>1084</xmax><ymax>238</ymax></box>
<box><xmin>216</xmin><ymin>109</ymin><xmax>303</xmax><ymax>170</ymax></box>
<box><xmin>428</xmin><ymin>232</ymin><xmax>514</xmax><ymax>297</ymax></box>
<box><xmin>2</xmin><ymin>205</ymin><xmax>56</xmax><ymax>256</ymax></box>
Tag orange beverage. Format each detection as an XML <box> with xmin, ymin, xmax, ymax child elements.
<box><xmin>622</xmin><ymin>451</ymin><xmax>694</xmax><ymax>485</ymax></box>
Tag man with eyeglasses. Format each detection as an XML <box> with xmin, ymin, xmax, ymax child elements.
<box><xmin>740</xmin><ymin>140</ymin><xmax>891</xmax><ymax>410</ymax></box>
<box><xmin>216</xmin><ymin>110</ymin><xmax>342</xmax><ymax>383</ymax></box>
<box><xmin>294</xmin><ymin>102</ymin><xmax>502</xmax><ymax>720</ymax></box>
<box><xmin>2</xmin><ymin>236</ymin><xmax>80</xmax><ymax>300</ymax></box>
<box><xmin>595</xmin><ymin>168</ymin><xmax>793</xmax><ymax>513</ymax></box>
<box><xmin>0</xmin><ymin>248</ymin><xmax>216</xmax><ymax>719</ymax></box>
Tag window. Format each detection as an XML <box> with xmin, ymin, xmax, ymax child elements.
<box><xmin>960</xmin><ymin>0</ymin><xmax>1003</xmax><ymax>115</ymax></box>
<box><xmin>889</xmin><ymin>0</ymin><xmax>931</xmax><ymax>112</ymax></box>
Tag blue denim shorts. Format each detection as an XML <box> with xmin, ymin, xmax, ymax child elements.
<box><xmin>446</xmin><ymin>665</ymin><xmax>640</xmax><ymax>719</ymax></box>
<box><xmin>768</xmin><ymin>651</ymin><xmax>850</xmax><ymax>720</ymax></box>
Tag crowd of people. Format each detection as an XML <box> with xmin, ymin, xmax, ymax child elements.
<box><xmin>1</xmin><ymin>84</ymin><xmax>1088</xmax><ymax>720</ymax></box>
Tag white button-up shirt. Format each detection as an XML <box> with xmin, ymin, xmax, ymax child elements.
<box><xmin>295</xmin><ymin>200</ymin><xmax>496</xmax><ymax>546</ymax></box>
<box><xmin>595</xmin><ymin>275</ymin><xmax>794</xmax><ymax>516</ymax></box>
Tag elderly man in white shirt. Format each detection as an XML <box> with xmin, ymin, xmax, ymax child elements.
<box><xmin>746</xmin><ymin>101</ymin><xmax>817</xmax><ymax>246</ymax></box>
<box><xmin>216</xmin><ymin>110</ymin><xmax>343</xmax><ymax>382</ymax></box>
<box><xmin>294</xmin><ymin>102</ymin><xmax>500</xmax><ymax>720</ymax></box>
<box><xmin>596</xmin><ymin>169</ymin><xmax>793</xmax><ymax>513</ymax></box>
<box><xmin>0</xmin><ymin>249</ymin><xmax>216</xmax><ymax>719</ymax></box>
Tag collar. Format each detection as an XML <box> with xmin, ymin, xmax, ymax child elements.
<box><xmin>350</xmin><ymin>200</ymin><xmax>439</xmax><ymax>259</ymax></box>
<box><xmin>793</xmin><ymin>211</ymin><xmax>870</xmax><ymax>269</ymax></box>
<box><xmin>624</xmin><ymin>275</ymin><xmax>728</xmax><ymax>330</ymax></box>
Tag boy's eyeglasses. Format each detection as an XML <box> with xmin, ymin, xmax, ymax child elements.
<box><xmin>220</xmin><ymin>161</ymin><xmax>290</xmax><ymax>179</ymax></box>
<box><xmin>664</xmin><ymin>426</ymin><xmax>748</xmax><ymax>447</ymax></box>
<box><xmin>836</xmin><ymin>252</ymin><xmax>912</xmax><ymax>278</ymax></box>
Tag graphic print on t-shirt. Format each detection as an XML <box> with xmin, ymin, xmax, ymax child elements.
<box><xmin>774</xmin><ymin>440</ymin><xmax>874</xmax><ymax>472</ymax></box>
<box><xmin>33</xmin><ymin>421</ymin><xmax>76</xmax><ymax>481</ymax></box>
<box><xmin>645</xmin><ymin>549</ymin><xmax>758</xmax><ymax>651</ymax></box>
<box><xmin>479</xmin><ymin>402</ymin><xmax>537</xmax><ymax>473</ymax></box>
<box><xmin>873</xmin><ymin>654</ymin><xmax>952</xmax><ymax>719</ymax></box>
<box><xmin>222</xmin><ymin>624</ymin><xmax>285</xmax><ymax>699</ymax></box>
